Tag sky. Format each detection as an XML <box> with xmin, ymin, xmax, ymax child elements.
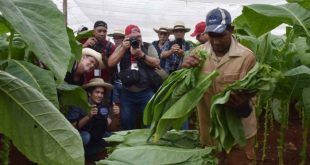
<box><xmin>52</xmin><ymin>0</ymin><xmax>287</xmax><ymax>42</ymax></box>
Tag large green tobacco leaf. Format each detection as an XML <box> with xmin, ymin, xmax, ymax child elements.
<box><xmin>57</xmin><ymin>83</ymin><xmax>90</xmax><ymax>112</ymax></box>
<box><xmin>293</xmin><ymin>37</ymin><xmax>310</xmax><ymax>65</ymax></box>
<box><xmin>210</xmin><ymin>63</ymin><xmax>283</xmax><ymax>152</ymax></box>
<box><xmin>5</xmin><ymin>60</ymin><xmax>59</xmax><ymax>108</ymax></box>
<box><xmin>302</xmin><ymin>88</ymin><xmax>310</xmax><ymax>127</ymax></box>
<box><xmin>105</xmin><ymin>129</ymin><xmax>200</xmax><ymax>149</ymax></box>
<box><xmin>0</xmin><ymin>71</ymin><xmax>84</xmax><ymax>165</ymax></box>
<box><xmin>0</xmin><ymin>0</ymin><xmax>72</xmax><ymax>83</ymax></box>
<box><xmin>0</xmin><ymin>16</ymin><xmax>10</xmax><ymax>35</ymax></box>
<box><xmin>154</xmin><ymin>71</ymin><xmax>218</xmax><ymax>141</ymax></box>
<box><xmin>287</xmin><ymin>0</ymin><xmax>310</xmax><ymax>9</ymax></box>
<box><xmin>242</xmin><ymin>3</ymin><xmax>310</xmax><ymax>37</ymax></box>
<box><xmin>67</xmin><ymin>27</ymin><xmax>82</xmax><ymax>72</ymax></box>
<box><xmin>99</xmin><ymin>145</ymin><xmax>217</xmax><ymax>165</ymax></box>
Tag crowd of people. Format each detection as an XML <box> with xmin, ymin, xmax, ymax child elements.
<box><xmin>64</xmin><ymin>8</ymin><xmax>257</xmax><ymax>165</ymax></box>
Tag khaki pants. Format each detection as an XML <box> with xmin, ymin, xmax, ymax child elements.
<box><xmin>218</xmin><ymin>137</ymin><xmax>256</xmax><ymax>165</ymax></box>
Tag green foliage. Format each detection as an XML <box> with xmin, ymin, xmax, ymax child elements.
<box><xmin>104</xmin><ymin>129</ymin><xmax>200</xmax><ymax>149</ymax></box>
<box><xmin>287</xmin><ymin>0</ymin><xmax>310</xmax><ymax>9</ymax></box>
<box><xmin>0</xmin><ymin>71</ymin><xmax>84</xmax><ymax>165</ymax></box>
<box><xmin>57</xmin><ymin>83</ymin><xmax>91</xmax><ymax>112</ymax></box>
<box><xmin>4</xmin><ymin>60</ymin><xmax>59</xmax><ymax>108</ymax></box>
<box><xmin>210</xmin><ymin>63</ymin><xmax>283</xmax><ymax>152</ymax></box>
<box><xmin>99</xmin><ymin>146</ymin><xmax>217</xmax><ymax>165</ymax></box>
<box><xmin>0</xmin><ymin>0</ymin><xmax>87</xmax><ymax>164</ymax></box>
<box><xmin>0</xmin><ymin>0</ymin><xmax>72</xmax><ymax>83</ymax></box>
<box><xmin>100</xmin><ymin>129</ymin><xmax>217</xmax><ymax>165</ymax></box>
<box><xmin>144</xmin><ymin>50</ymin><xmax>218</xmax><ymax>141</ymax></box>
<box><xmin>0</xmin><ymin>135</ymin><xmax>10</xmax><ymax>165</ymax></box>
<box><xmin>241</xmin><ymin>3</ymin><xmax>310</xmax><ymax>38</ymax></box>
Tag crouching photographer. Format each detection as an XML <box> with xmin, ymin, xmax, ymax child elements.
<box><xmin>66</xmin><ymin>78</ymin><xmax>118</xmax><ymax>161</ymax></box>
<box><xmin>108</xmin><ymin>24</ymin><xmax>160</xmax><ymax>130</ymax></box>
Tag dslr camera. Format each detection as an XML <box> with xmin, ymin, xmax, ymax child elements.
<box><xmin>129</xmin><ymin>37</ymin><xmax>140</xmax><ymax>49</ymax></box>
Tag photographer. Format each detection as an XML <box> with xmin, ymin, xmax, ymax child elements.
<box><xmin>67</xmin><ymin>78</ymin><xmax>119</xmax><ymax>161</ymax></box>
<box><xmin>160</xmin><ymin>21</ymin><xmax>193</xmax><ymax>74</ymax></box>
<box><xmin>108</xmin><ymin>24</ymin><xmax>160</xmax><ymax>130</ymax></box>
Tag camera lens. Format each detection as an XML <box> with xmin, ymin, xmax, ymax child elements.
<box><xmin>130</xmin><ymin>38</ymin><xmax>139</xmax><ymax>49</ymax></box>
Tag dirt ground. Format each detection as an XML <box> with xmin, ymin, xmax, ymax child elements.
<box><xmin>254</xmin><ymin>110</ymin><xmax>310</xmax><ymax>165</ymax></box>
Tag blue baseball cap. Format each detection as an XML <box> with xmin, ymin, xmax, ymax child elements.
<box><xmin>205</xmin><ymin>8</ymin><xmax>231</xmax><ymax>33</ymax></box>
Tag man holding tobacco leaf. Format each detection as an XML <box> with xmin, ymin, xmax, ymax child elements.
<box><xmin>182</xmin><ymin>8</ymin><xmax>257</xmax><ymax>165</ymax></box>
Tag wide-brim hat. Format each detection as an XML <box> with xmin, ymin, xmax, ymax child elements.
<box><xmin>82</xmin><ymin>48</ymin><xmax>105</xmax><ymax>69</ymax></box>
<box><xmin>153</xmin><ymin>27</ymin><xmax>171</xmax><ymax>34</ymax></box>
<box><xmin>83</xmin><ymin>78</ymin><xmax>113</xmax><ymax>90</ymax></box>
<box><xmin>108</xmin><ymin>29</ymin><xmax>125</xmax><ymax>37</ymax></box>
<box><xmin>171</xmin><ymin>21</ymin><xmax>190</xmax><ymax>32</ymax></box>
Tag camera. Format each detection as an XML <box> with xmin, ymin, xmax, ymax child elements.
<box><xmin>129</xmin><ymin>37</ymin><xmax>140</xmax><ymax>49</ymax></box>
<box><xmin>175</xmin><ymin>38</ymin><xmax>183</xmax><ymax>49</ymax></box>
<box><xmin>93</xmin><ymin>105</ymin><xmax>109</xmax><ymax>119</ymax></box>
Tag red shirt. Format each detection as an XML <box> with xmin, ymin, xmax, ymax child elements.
<box><xmin>80</xmin><ymin>38</ymin><xmax>116</xmax><ymax>83</ymax></box>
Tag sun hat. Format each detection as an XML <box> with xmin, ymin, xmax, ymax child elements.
<box><xmin>171</xmin><ymin>21</ymin><xmax>190</xmax><ymax>32</ymax></box>
<box><xmin>82</xmin><ymin>48</ymin><xmax>104</xmax><ymax>69</ymax></box>
<box><xmin>108</xmin><ymin>29</ymin><xmax>125</xmax><ymax>37</ymax></box>
<box><xmin>83</xmin><ymin>78</ymin><xmax>113</xmax><ymax>90</ymax></box>
<box><xmin>153</xmin><ymin>27</ymin><xmax>171</xmax><ymax>34</ymax></box>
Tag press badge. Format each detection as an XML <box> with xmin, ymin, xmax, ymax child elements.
<box><xmin>131</xmin><ymin>63</ymin><xmax>139</xmax><ymax>70</ymax></box>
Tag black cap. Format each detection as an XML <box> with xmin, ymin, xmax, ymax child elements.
<box><xmin>94</xmin><ymin>21</ymin><xmax>107</xmax><ymax>29</ymax></box>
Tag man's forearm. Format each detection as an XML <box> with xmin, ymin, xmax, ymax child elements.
<box><xmin>160</xmin><ymin>50</ymin><xmax>172</xmax><ymax>59</ymax></box>
<box><xmin>108</xmin><ymin>45</ymin><xmax>126</xmax><ymax>67</ymax></box>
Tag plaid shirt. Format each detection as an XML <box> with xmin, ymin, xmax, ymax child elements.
<box><xmin>162</xmin><ymin>40</ymin><xmax>192</xmax><ymax>74</ymax></box>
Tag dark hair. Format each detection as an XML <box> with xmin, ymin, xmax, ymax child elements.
<box><xmin>86</xmin><ymin>86</ymin><xmax>105</xmax><ymax>95</ymax></box>
<box><xmin>226</xmin><ymin>24</ymin><xmax>234</xmax><ymax>32</ymax></box>
<box><xmin>80</xmin><ymin>27</ymin><xmax>88</xmax><ymax>32</ymax></box>
<box><xmin>94</xmin><ymin>21</ymin><xmax>107</xmax><ymax>29</ymax></box>
<box><xmin>86</xmin><ymin>86</ymin><xmax>96</xmax><ymax>94</ymax></box>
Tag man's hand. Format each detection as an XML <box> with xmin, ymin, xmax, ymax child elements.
<box><xmin>121</xmin><ymin>37</ymin><xmax>131</xmax><ymax>49</ymax></box>
<box><xmin>130</xmin><ymin>46</ymin><xmax>144</xmax><ymax>59</ymax></box>
<box><xmin>83</xmin><ymin>37</ymin><xmax>98</xmax><ymax>48</ymax></box>
<box><xmin>182</xmin><ymin>55</ymin><xmax>200</xmax><ymax>68</ymax></box>
<box><xmin>112</xmin><ymin>103</ymin><xmax>120</xmax><ymax>115</ymax></box>
<box><xmin>88</xmin><ymin>105</ymin><xmax>98</xmax><ymax>118</ymax></box>
<box><xmin>225</xmin><ymin>91</ymin><xmax>255</xmax><ymax>110</ymax></box>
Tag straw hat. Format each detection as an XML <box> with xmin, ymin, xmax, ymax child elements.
<box><xmin>171</xmin><ymin>21</ymin><xmax>190</xmax><ymax>32</ymax></box>
<box><xmin>153</xmin><ymin>27</ymin><xmax>171</xmax><ymax>34</ymax></box>
<box><xmin>82</xmin><ymin>48</ymin><xmax>104</xmax><ymax>69</ymax></box>
<box><xmin>83</xmin><ymin>78</ymin><xmax>113</xmax><ymax>90</ymax></box>
<box><xmin>108</xmin><ymin>29</ymin><xmax>125</xmax><ymax>37</ymax></box>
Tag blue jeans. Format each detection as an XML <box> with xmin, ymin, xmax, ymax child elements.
<box><xmin>80</xmin><ymin>131</ymin><xmax>91</xmax><ymax>145</ymax></box>
<box><xmin>112</xmin><ymin>82</ymin><xmax>122</xmax><ymax>104</ymax></box>
<box><xmin>120</xmin><ymin>88</ymin><xmax>154</xmax><ymax>130</ymax></box>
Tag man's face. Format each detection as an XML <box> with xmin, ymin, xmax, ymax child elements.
<box><xmin>93</xmin><ymin>26</ymin><xmax>107</xmax><ymax>41</ymax></box>
<box><xmin>113</xmin><ymin>35</ymin><xmax>124</xmax><ymax>47</ymax></box>
<box><xmin>158</xmin><ymin>32</ymin><xmax>169</xmax><ymax>43</ymax></box>
<box><xmin>89</xmin><ymin>87</ymin><xmax>104</xmax><ymax>104</ymax></box>
<box><xmin>173</xmin><ymin>29</ymin><xmax>186</xmax><ymax>39</ymax></box>
<box><xmin>127</xmin><ymin>32</ymin><xmax>142</xmax><ymax>44</ymax></box>
<box><xmin>208</xmin><ymin>30</ymin><xmax>232</xmax><ymax>54</ymax></box>
<box><xmin>81</xmin><ymin>55</ymin><xmax>98</xmax><ymax>72</ymax></box>
<box><xmin>196</xmin><ymin>33</ymin><xmax>208</xmax><ymax>44</ymax></box>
